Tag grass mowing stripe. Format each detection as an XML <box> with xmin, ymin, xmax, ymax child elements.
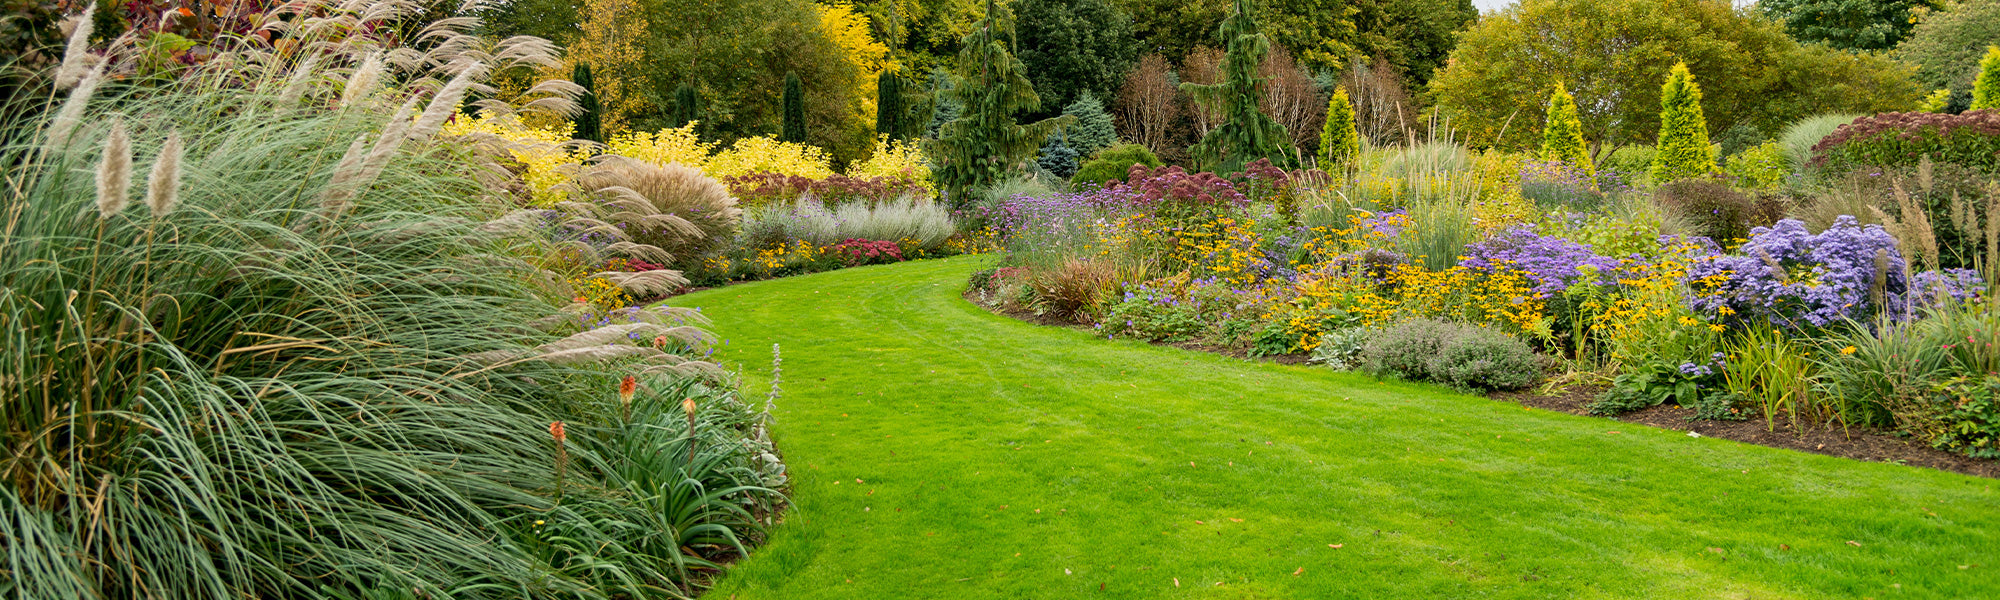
<box><xmin>674</xmin><ymin>256</ymin><xmax>1997</xmax><ymax>599</ymax></box>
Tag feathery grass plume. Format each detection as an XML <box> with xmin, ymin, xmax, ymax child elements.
<box><xmin>339</xmin><ymin>52</ymin><xmax>384</xmax><ymax>108</ymax></box>
<box><xmin>1872</xmin><ymin>249</ymin><xmax>1889</xmax><ymax>319</ymax></box>
<box><xmin>408</xmin><ymin>63</ymin><xmax>483</xmax><ymax>143</ymax></box>
<box><xmin>1892</xmin><ymin>180</ymin><xmax>1940</xmax><ymax>271</ymax></box>
<box><xmin>43</xmin><ymin>63</ymin><xmax>103</xmax><ymax>149</ymax></box>
<box><xmin>54</xmin><ymin>3</ymin><xmax>96</xmax><ymax>90</ymax></box>
<box><xmin>145</xmin><ymin>132</ymin><xmax>184</xmax><ymax>218</ymax></box>
<box><xmin>277</xmin><ymin>52</ymin><xmax>323</xmax><ymax>107</ymax></box>
<box><xmin>322</xmin><ymin>95</ymin><xmax>419</xmax><ymax>216</ymax></box>
<box><xmin>94</xmin><ymin>118</ymin><xmax>132</xmax><ymax>219</ymax></box>
<box><xmin>1986</xmin><ymin>183</ymin><xmax>2000</xmax><ymax>283</ymax></box>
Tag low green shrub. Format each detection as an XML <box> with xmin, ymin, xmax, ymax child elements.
<box><xmin>1364</xmin><ymin>319</ymin><xmax>1541</xmax><ymax>392</ymax></box>
<box><xmin>1308</xmin><ymin>327</ymin><xmax>1373</xmax><ymax>370</ymax></box>
<box><xmin>1072</xmin><ymin>143</ymin><xmax>1163</xmax><ymax>188</ymax></box>
<box><xmin>1600</xmin><ymin>145</ymin><xmax>1657</xmax><ymax>180</ymax></box>
<box><xmin>1723</xmin><ymin>141</ymin><xmax>1788</xmax><ymax>190</ymax></box>
<box><xmin>1930</xmin><ymin>376</ymin><xmax>2000</xmax><ymax>458</ymax></box>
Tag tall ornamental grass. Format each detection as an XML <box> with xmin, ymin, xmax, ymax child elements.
<box><xmin>0</xmin><ymin>4</ymin><xmax>779</xmax><ymax>598</ymax></box>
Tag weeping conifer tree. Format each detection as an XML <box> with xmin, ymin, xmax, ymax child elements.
<box><xmin>671</xmin><ymin>83</ymin><xmax>699</xmax><ymax>129</ymax></box>
<box><xmin>781</xmin><ymin>72</ymin><xmax>806</xmax><ymax>143</ymax></box>
<box><xmin>877</xmin><ymin>71</ymin><xmax>905</xmax><ymax>139</ymax></box>
<box><xmin>572</xmin><ymin>62</ymin><xmax>601</xmax><ymax>143</ymax></box>
<box><xmin>933</xmin><ymin>0</ymin><xmax>1074</xmax><ymax>204</ymax></box>
<box><xmin>1180</xmin><ymin>0</ymin><xmax>1296</xmax><ymax>173</ymax></box>
<box><xmin>1540</xmin><ymin>81</ymin><xmax>1591</xmax><ymax>176</ymax></box>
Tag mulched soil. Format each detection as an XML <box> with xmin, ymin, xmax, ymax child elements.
<box><xmin>965</xmin><ymin>288</ymin><xmax>1999</xmax><ymax>479</ymax></box>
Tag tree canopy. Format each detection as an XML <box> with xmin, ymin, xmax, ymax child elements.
<box><xmin>1015</xmin><ymin>0</ymin><xmax>1141</xmax><ymax>114</ymax></box>
<box><xmin>1760</xmin><ymin>0</ymin><xmax>1939</xmax><ymax>51</ymax></box>
<box><xmin>1896</xmin><ymin>0</ymin><xmax>2000</xmax><ymax>110</ymax></box>
<box><xmin>1430</xmin><ymin>0</ymin><xmax>1920</xmax><ymax>150</ymax></box>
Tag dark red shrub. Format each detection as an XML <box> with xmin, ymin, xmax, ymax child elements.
<box><xmin>1812</xmin><ymin>110</ymin><xmax>2000</xmax><ymax>172</ymax></box>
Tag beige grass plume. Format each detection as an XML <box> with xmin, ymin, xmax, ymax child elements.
<box><xmin>54</xmin><ymin>3</ymin><xmax>97</xmax><ymax>90</ymax></box>
<box><xmin>94</xmin><ymin>117</ymin><xmax>131</xmax><ymax>218</ymax></box>
<box><xmin>277</xmin><ymin>52</ymin><xmax>323</xmax><ymax>107</ymax></box>
<box><xmin>339</xmin><ymin>52</ymin><xmax>384</xmax><ymax>108</ymax></box>
<box><xmin>45</xmin><ymin>63</ymin><xmax>104</xmax><ymax>148</ymax></box>
<box><xmin>407</xmin><ymin>63</ymin><xmax>483</xmax><ymax>143</ymax></box>
<box><xmin>146</xmin><ymin>132</ymin><xmax>184</xmax><ymax>218</ymax></box>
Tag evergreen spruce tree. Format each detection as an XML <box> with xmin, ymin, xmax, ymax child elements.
<box><xmin>1059</xmin><ymin>90</ymin><xmax>1118</xmax><ymax>158</ymax></box>
<box><xmin>1318</xmin><ymin>87</ymin><xmax>1359</xmax><ymax>170</ymax></box>
<box><xmin>1540</xmin><ymin>81</ymin><xmax>1591</xmax><ymax>175</ymax></box>
<box><xmin>1180</xmin><ymin>0</ymin><xmax>1297</xmax><ymax>173</ymax></box>
<box><xmin>671</xmin><ymin>83</ymin><xmax>698</xmax><ymax>129</ymax></box>
<box><xmin>933</xmin><ymin>0</ymin><xmax>1075</xmax><ymax>204</ymax></box>
<box><xmin>1650</xmin><ymin>63</ymin><xmax>1714</xmax><ymax>183</ymax></box>
<box><xmin>926</xmin><ymin>68</ymin><xmax>963</xmax><ymax>139</ymax></box>
<box><xmin>1974</xmin><ymin>45</ymin><xmax>2000</xmax><ymax>111</ymax></box>
<box><xmin>781</xmin><ymin>71</ymin><xmax>807</xmax><ymax>143</ymax></box>
<box><xmin>572</xmin><ymin>62</ymin><xmax>602</xmax><ymax>143</ymax></box>
<box><xmin>877</xmin><ymin>71</ymin><xmax>905</xmax><ymax>140</ymax></box>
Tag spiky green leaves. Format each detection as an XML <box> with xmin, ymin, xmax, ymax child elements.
<box><xmin>1541</xmin><ymin>82</ymin><xmax>1592</xmax><ymax>175</ymax></box>
<box><xmin>1180</xmin><ymin>0</ymin><xmax>1297</xmax><ymax>174</ymax></box>
<box><xmin>1318</xmin><ymin>87</ymin><xmax>1359</xmax><ymax>170</ymax></box>
<box><xmin>1650</xmin><ymin>63</ymin><xmax>1714</xmax><ymax>183</ymax></box>
<box><xmin>1974</xmin><ymin>45</ymin><xmax>2000</xmax><ymax>111</ymax></box>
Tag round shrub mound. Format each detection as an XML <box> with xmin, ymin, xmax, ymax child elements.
<box><xmin>1364</xmin><ymin>319</ymin><xmax>1541</xmax><ymax>392</ymax></box>
<box><xmin>1810</xmin><ymin>110</ymin><xmax>2000</xmax><ymax>172</ymax></box>
<box><xmin>1072</xmin><ymin>143</ymin><xmax>1163</xmax><ymax>188</ymax></box>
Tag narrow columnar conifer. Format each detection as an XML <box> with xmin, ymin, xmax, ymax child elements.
<box><xmin>572</xmin><ymin>62</ymin><xmax>602</xmax><ymax>143</ymax></box>
<box><xmin>1318</xmin><ymin>87</ymin><xmax>1359</xmax><ymax>170</ymax></box>
<box><xmin>1650</xmin><ymin>63</ymin><xmax>1715</xmax><ymax>183</ymax></box>
<box><xmin>877</xmin><ymin>71</ymin><xmax>905</xmax><ymax>140</ymax></box>
<box><xmin>1180</xmin><ymin>0</ymin><xmax>1296</xmax><ymax>173</ymax></box>
<box><xmin>781</xmin><ymin>72</ymin><xmax>807</xmax><ymax>143</ymax></box>
<box><xmin>1540</xmin><ymin>82</ymin><xmax>1592</xmax><ymax>176</ymax></box>
<box><xmin>672</xmin><ymin>83</ymin><xmax>699</xmax><ymax>129</ymax></box>
<box><xmin>1973</xmin><ymin>45</ymin><xmax>2000</xmax><ymax>111</ymax></box>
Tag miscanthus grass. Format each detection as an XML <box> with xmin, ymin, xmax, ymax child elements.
<box><xmin>0</xmin><ymin>4</ymin><xmax>779</xmax><ymax>598</ymax></box>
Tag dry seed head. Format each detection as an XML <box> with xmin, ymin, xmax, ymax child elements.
<box><xmin>95</xmin><ymin>117</ymin><xmax>132</xmax><ymax>219</ymax></box>
<box><xmin>146</xmin><ymin>132</ymin><xmax>184</xmax><ymax>218</ymax></box>
<box><xmin>407</xmin><ymin>63</ymin><xmax>484</xmax><ymax>143</ymax></box>
<box><xmin>339</xmin><ymin>52</ymin><xmax>384</xmax><ymax>109</ymax></box>
<box><xmin>277</xmin><ymin>52</ymin><xmax>323</xmax><ymax>107</ymax></box>
<box><xmin>44</xmin><ymin>63</ymin><xmax>103</xmax><ymax>148</ymax></box>
<box><xmin>54</xmin><ymin>3</ymin><xmax>97</xmax><ymax>90</ymax></box>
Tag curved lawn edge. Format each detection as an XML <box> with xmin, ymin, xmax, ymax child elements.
<box><xmin>671</xmin><ymin>256</ymin><xmax>1998</xmax><ymax>599</ymax></box>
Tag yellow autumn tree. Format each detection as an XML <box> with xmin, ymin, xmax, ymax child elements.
<box><xmin>569</xmin><ymin>0</ymin><xmax>649</xmax><ymax>135</ymax></box>
<box><xmin>814</xmin><ymin>2</ymin><xmax>896</xmax><ymax>162</ymax></box>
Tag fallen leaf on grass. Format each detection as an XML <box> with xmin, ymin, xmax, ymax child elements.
<box><xmin>1293</xmin><ymin>567</ymin><xmax>1304</xmax><ymax>576</ymax></box>
<box><xmin>1229</xmin><ymin>518</ymin><xmax>1243</xmax><ymax>522</ymax></box>
<box><xmin>1705</xmin><ymin>547</ymin><xmax>1724</xmax><ymax>555</ymax></box>
<box><xmin>1847</xmin><ymin>540</ymin><xmax>1863</xmax><ymax>547</ymax></box>
<box><xmin>1605</xmin><ymin>431</ymin><xmax>1622</xmax><ymax>434</ymax></box>
<box><xmin>1173</xmin><ymin>578</ymin><xmax>1180</xmax><ymax>587</ymax></box>
<box><xmin>1328</xmin><ymin>544</ymin><xmax>1343</xmax><ymax>549</ymax></box>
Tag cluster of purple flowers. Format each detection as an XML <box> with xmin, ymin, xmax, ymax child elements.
<box><xmin>1685</xmin><ymin>217</ymin><xmax>1911</xmax><ymax>328</ymax></box>
<box><xmin>1359</xmin><ymin>209</ymin><xmax>1406</xmax><ymax>238</ymax></box>
<box><xmin>1912</xmin><ymin>268</ymin><xmax>1989</xmax><ymax>309</ymax></box>
<box><xmin>1458</xmin><ymin>226</ymin><xmax>1623</xmax><ymax>297</ymax></box>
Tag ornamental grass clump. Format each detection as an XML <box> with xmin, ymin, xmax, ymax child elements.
<box><xmin>0</xmin><ymin>6</ymin><xmax>780</xmax><ymax>598</ymax></box>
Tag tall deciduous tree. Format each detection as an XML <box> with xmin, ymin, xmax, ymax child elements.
<box><xmin>1651</xmin><ymin>63</ymin><xmax>1714</xmax><ymax>183</ymax></box>
<box><xmin>1896</xmin><ymin>0</ymin><xmax>2000</xmax><ymax>112</ymax></box>
<box><xmin>1181</xmin><ymin>0</ymin><xmax>1297</xmax><ymax>173</ymax></box>
<box><xmin>1350</xmin><ymin>0</ymin><xmax>1477</xmax><ymax>86</ymax></box>
<box><xmin>1116</xmin><ymin>54</ymin><xmax>1183</xmax><ymax>155</ymax></box>
<box><xmin>1430</xmin><ymin>0</ymin><xmax>1919</xmax><ymax>149</ymax></box>
<box><xmin>1318</xmin><ymin>87</ymin><xmax>1359</xmax><ymax>169</ymax></box>
<box><xmin>1015</xmin><ymin>0</ymin><xmax>1141</xmax><ymax>114</ymax></box>
<box><xmin>1760</xmin><ymin>0</ymin><xmax>1938</xmax><ymax>51</ymax></box>
<box><xmin>570</xmin><ymin>0</ymin><xmax>648</xmax><ymax>135</ymax></box>
<box><xmin>933</xmin><ymin>0</ymin><xmax>1075</xmax><ymax>202</ymax></box>
<box><xmin>1113</xmin><ymin>0</ymin><xmax>1357</xmax><ymax>72</ymax></box>
<box><xmin>1540</xmin><ymin>82</ymin><xmax>1589</xmax><ymax>173</ymax></box>
<box><xmin>781</xmin><ymin>72</ymin><xmax>807</xmax><ymax>143</ymax></box>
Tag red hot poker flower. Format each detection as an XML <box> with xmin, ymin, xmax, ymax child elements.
<box><xmin>548</xmin><ymin>421</ymin><xmax>566</xmax><ymax>443</ymax></box>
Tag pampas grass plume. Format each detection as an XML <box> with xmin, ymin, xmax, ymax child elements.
<box><xmin>339</xmin><ymin>52</ymin><xmax>384</xmax><ymax>109</ymax></box>
<box><xmin>45</xmin><ymin>64</ymin><xmax>103</xmax><ymax>148</ymax></box>
<box><xmin>95</xmin><ymin>117</ymin><xmax>131</xmax><ymax>218</ymax></box>
<box><xmin>55</xmin><ymin>3</ymin><xmax>96</xmax><ymax>90</ymax></box>
<box><xmin>408</xmin><ymin>64</ymin><xmax>482</xmax><ymax>143</ymax></box>
<box><xmin>146</xmin><ymin>132</ymin><xmax>184</xmax><ymax>218</ymax></box>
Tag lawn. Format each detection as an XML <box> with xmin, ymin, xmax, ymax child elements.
<box><xmin>677</xmin><ymin>256</ymin><xmax>1997</xmax><ymax>599</ymax></box>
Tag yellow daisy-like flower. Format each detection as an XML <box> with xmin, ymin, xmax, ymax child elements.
<box><xmin>1840</xmin><ymin>346</ymin><xmax>1858</xmax><ymax>355</ymax></box>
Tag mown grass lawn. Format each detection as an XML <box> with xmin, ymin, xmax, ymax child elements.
<box><xmin>671</xmin><ymin>256</ymin><xmax>1997</xmax><ymax>599</ymax></box>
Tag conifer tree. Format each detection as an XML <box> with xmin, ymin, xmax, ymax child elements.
<box><xmin>877</xmin><ymin>71</ymin><xmax>905</xmax><ymax>139</ymax></box>
<box><xmin>1060</xmin><ymin>90</ymin><xmax>1118</xmax><ymax>158</ymax></box>
<box><xmin>1650</xmin><ymin>63</ymin><xmax>1714</xmax><ymax>183</ymax></box>
<box><xmin>572</xmin><ymin>62</ymin><xmax>602</xmax><ymax>143</ymax></box>
<box><xmin>671</xmin><ymin>83</ymin><xmax>698</xmax><ymax>129</ymax></box>
<box><xmin>1318</xmin><ymin>87</ymin><xmax>1359</xmax><ymax>170</ymax></box>
<box><xmin>1180</xmin><ymin>0</ymin><xmax>1297</xmax><ymax>173</ymax></box>
<box><xmin>933</xmin><ymin>0</ymin><xmax>1075</xmax><ymax>203</ymax></box>
<box><xmin>1540</xmin><ymin>81</ymin><xmax>1591</xmax><ymax>175</ymax></box>
<box><xmin>1974</xmin><ymin>45</ymin><xmax>2000</xmax><ymax>111</ymax></box>
<box><xmin>781</xmin><ymin>72</ymin><xmax>807</xmax><ymax>143</ymax></box>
